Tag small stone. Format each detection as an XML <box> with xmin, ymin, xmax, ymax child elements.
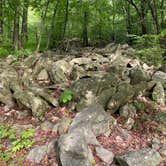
<box><xmin>119</xmin><ymin>104</ymin><xmax>136</xmax><ymax>118</ymax></box>
<box><xmin>124</xmin><ymin>118</ymin><xmax>135</xmax><ymax>130</ymax></box>
<box><xmin>37</xmin><ymin>69</ymin><xmax>49</xmax><ymax>81</ymax></box>
<box><xmin>153</xmin><ymin>71</ymin><xmax>166</xmax><ymax>83</ymax></box>
<box><xmin>40</xmin><ymin>121</ymin><xmax>54</xmax><ymax>131</ymax></box>
<box><xmin>95</xmin><ymin>146</ymin><xmax>114</xmax><ymax>164</ymax></box>
<box><xmin>17</xmin><ymin>110</ymin><xmax>30</xmax><ymax>119</ymax></box>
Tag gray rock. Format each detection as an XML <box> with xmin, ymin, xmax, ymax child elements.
<box><xmin>37</xmin><ymin>69</ymin><xmax>49</xmax><ymax>81</ymax></box>
<box><xmin>159</xmin><ymin>63</ymin><xmax>166</xmax><ymax>73</ymax></box>
<box><xmin>124</xmin><ymin>118</ymin><xmax>135</xmax><ymax>130</ymax></box>
<box><xmin>40</xmin><ymin>121</ymin><xmax>54</xmax><ymax>131</ymax></box>
<box><xmin>107</xmin><ymin>83</ymin><xmax>134</xmax><ymax>114</ymax></box>
<box><xmin>119</xmin><ymin>104</ymin><xmax>136</xmax><ymax>118</ymax></box>
<box><xmin>156</xmin><ymin>112</ymin><xmax>166</xmax><ymax>124</ymax></box>
<box><xmin>58</xmin><ymin>129</ymin><xmax>94</xmax><ymax>166</ymax></box>
<box><xmin>116</xmin><ymin>148</ymin><xmax>162</xmax><ymax>166</ymax></box>
<box><xmin>95</xmin><ymin>146</ymin><xmax>114</xmax><ymax>164</ymax></box>
<box><xmin>50</xmin><ymin>65</ymin><xmax>67</xmax><ymax>84</ymax></box>
<box><xmin>13</xmin><ymin>90</ymin><xmax>49</xmax><ymax>120</ymax></box>
<box><xmin>58</xmin><ymin>117</ymin><xmax>72</xmax><ymax>135</ymax></box>
<box><xmin>159</xmin><ymin>145</ymin><xmax>166</xmax><ymax>157</ymax></box>
<box><xmin>17</xmin><ymin>110</ymin><xmax>30</xmax><ymax>119</ymax></box>
<box><xmin>70</xmin><ymin>104</ymin><xmax>117</xmax><ymax>136</ymax></box>
<box><xmin>27</xmin><ymin>140</ymin><xmax>56</xmax><ymax>163</ymax></box>
<box><xmin>153</xmin><ymin>71</ymin><xmax>166</xmax><ymax>83</ymax></box>
<box><xmin>57</xmin><ymin>104</ymin><xmax>116</xmax><ymax>166</ymax></box>
<box><xmin>152</xmin><ymin>82</ymin><xmax>165</xmax><ymax>105</ymax></box>
<box><xmin>73</xmin><ymin>73</ymin><xmax>118</xmax><ymax>111</ymax></box>
<box><xmin>129</xmin><ymin>67</ymin><xmax>151</xmax><ymax>84</ymax></box>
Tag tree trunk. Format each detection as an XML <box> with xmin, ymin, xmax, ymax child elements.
<box><xmin>147</xmin><ymin>0</ymin><xmax>160</xmax><ymax>34</ymax></box>
<box><xmin>20</xmin><ymin>0</ymin><xmax>28</xmax><ymax>49</ymax></box>
<box><xmin>125</xmin><ymin>1</ymin><xmax>132</xmax><ymax>34</ymax></box>
<box><xmin>62</xmin><ymin>0</ymin><xmax>69</xmax><ymax>40</ymax></box>
<box><xmin>46</xmin><ymin>0</ymin><xmax>59</xmax><ymax>49</ymax></box>
<box><xmin>127</xmin><ymin>0</ymin><xmax>147</xmax><ymax>35</ymax></box>
<box><xmin>0</xmin><ymin>0</ymin><xmax>3</xmax><ymax>44</ymax></box>
<box><xmin>82</xmin><ymin>11</ymin><xmax>88</xmax><ymax>46</ymax></box>
<box><xmin>140</xmin><ymin>0</ymin><xmax>147</xmax><ymax>34</ymax></box>
<box><xmin>36</xmin><ymin>0</ymin><xmax>50</xmax><ymax>52</ymax></box>
<box><xmin>13</xmin><ymin>6</ymin><xmax>20</xmax><ymax>50</ymax></box>
<box><xmin>160</xmin><ymin>0</ymin><xmax>165</xmax><ymax>29</ymax></box>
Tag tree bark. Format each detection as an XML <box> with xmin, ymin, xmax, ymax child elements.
<box><xmin>62</xmin><ymin>0</ymin><xmax>69</xmax><ymax>40</ymax></box>
<box><xmin>0</xmin><ymin>0</ymin><xmax>3</xmax><ymax>44</ymax></box>
<box><xmin>13</xmin><ymin>5</ymin><xmax>20</xmax><ymax>50</ymax></box>
<box><xmin>147</xmin><ymin>0</ymin><xmax>160</xmax><ymax>34</ymax></box>
<box><xmin>46</xmin><ymin>0</ymin><xmax>59</xmax><ymax>49</ymax></box>
<box><xmin>125</xmin><ymin>1</ymin><xmax>132</xmax><ymax>34</ymax></box>
<box><xmin>82</xmin><ymin>11</ymin><xmax>88</xmax><ymax>46</ymax></box>
<box><xmin>20</xmin><ymin>0</ymin><xmax>28</xmax><ymax>49</ymax></box>
<box><xmin>36</xmin><ymin>0</ymin><xmax>50</xmax><ymax>52</ymax></box>
<box><xmin>160</xmin><ymin>0</ymin><xmax>165</xmax><ymax>29</ymax></box>
<box><xmin>127</xmin><ymin>0</ymin><xmax>147</xmax><ymax>34</ymax></box>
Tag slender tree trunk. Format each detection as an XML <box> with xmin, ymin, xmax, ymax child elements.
<box><xmin>140</xmin><ymin>0</ymin><xmax>147</xmax><ymax>34</ymax></box>
<box><xmin>46</xmin><ymin>0</ymin><xmax>59</xmax><ymax>49</ymax></box>
<box><xmin>147</xmin><ymin>0</ymin><xmax>160</xmax><ymax>34</ymax></box>
<box><xmin>82</xmin><ymin>11</ymin><xmax>88</xmax><ymax>46</ymax></box>
<box><xmin>127</xmin><ymin>0</ymin><xmax>147</xmax><ymax>35</ymax></box>
<box><xmin>13</xmin><ymin>6</ymin><xmax>20</xmax><ymax>50</ymax></box>
<box><xmin>126</xmin><ymin>2</ymin><xmax>132</xmax><ymax>34</ymax></box>
<box><xmin>62</xmin><ymin>0</ymin><xmax>69</xmax><ymax>39</ymax></box>
<box><xmin>36</xmin><ymin>0</ymin><xmax>50</xmax><ymax>52</ymax></box>
<box><xmin>20</xmin><ymin>0</ymin><xmax>28</xmax><ymax>49</ymax></box>
<box><xmin>160</xmin><ymin>0</ymin><xmax>165</xmax><ymax>29</ymax></box>
<box><xmin>0</xmin><ymin>0</ymin><xmax>3</xmax><ymax>44</ymax></box>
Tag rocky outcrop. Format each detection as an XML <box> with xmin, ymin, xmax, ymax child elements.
<box><xmin>0</xmin><ymin>43</ymin><xmax>165</xmax><ymax>165</ymax></box>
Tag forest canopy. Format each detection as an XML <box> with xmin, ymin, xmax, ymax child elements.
<box><xmin>0</xmin><ymin>0</ymin><xmax>165</xmax><ymax>59</ymax></box>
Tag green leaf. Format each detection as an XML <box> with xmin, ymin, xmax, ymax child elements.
<box><xmin>60</xmin><ymin>90</ymin><xmax>74</xmax><ymax>104</ymax></box>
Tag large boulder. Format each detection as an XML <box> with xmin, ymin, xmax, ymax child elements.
<box><xmin>73</xmin><ymin>73</ymin><xmax>119</xmax><ymax>111</ymax></box>
<box><xmin>57</xmin><ymin>104</ymin><xmax>116</xmax><ymax>166</ymax></box>
<box><xmin>116</xmin><ymin>148</ymin><xmax>162</xmax><ymax>166</ymax></box>
<box><xmin>58</xmin><ymin>129</ymin><xmax>94</xmax><ymax>166</ymax></box>
<box><xmin>69</xmin><ymin>104</ymin><xmax>117</xmax><ymax>136</ymax></box>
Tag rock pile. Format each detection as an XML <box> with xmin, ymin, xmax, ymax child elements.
<box><xmin>0</xmin><ymin>43</ymin><xmax>165</xmax><ymax>165</ymax></box>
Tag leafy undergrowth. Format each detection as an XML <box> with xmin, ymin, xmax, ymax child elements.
<box><xmin>0</xmin><ymin>96</ymin><xmax>165</xmax><ymax>166</ymax></box>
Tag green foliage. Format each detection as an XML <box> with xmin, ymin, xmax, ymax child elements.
<box><xmin>134</xmin><ymin>101</ymin><xmax>145</xmax><ymax>112</ymax></box>
<box><xmin>129</xmin><ymin>34</ymin><xmax>164</xmax><ymax>65</ymax></box>
<box><xmin>60</xmin><ymin>90</ymin><xmax>74</xmax><ymax>104</ymax></box>
<box><xmin>0</xmin><ymin>47</ymin><xmax>10</xmax><ymax>58</ymax></box>
<box><xmin>0</xmin><ymin>124</ymin><xmax>16</xmax><ymax>140</ymax></box>
<box><xmin>13</xmin><ymin>49</ymin><xmax>33</xmax><ymax>58</ymax></box>
<box><xmin>136</xmin><ymin>47</ymin><xmax>164</xmax><ymax>66</ymax></box>
<box><xmin>12</xmin><ymin>128</ymin><xmax>35</xmax><ymax>153</ymax></box>
<box><xmin>132</xmin><ymin>121</ymin><xmax>138</xmax><ymax>129</ymax></box>
<box><xmin>0</xmin><ymin>124</ymin><xmax>35</xmax><ymax>163</ymax></box>
<box><xmin>0</xmin><ymin>146</ymin><xmax>10</xmax><ymax>163</ymax></box>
